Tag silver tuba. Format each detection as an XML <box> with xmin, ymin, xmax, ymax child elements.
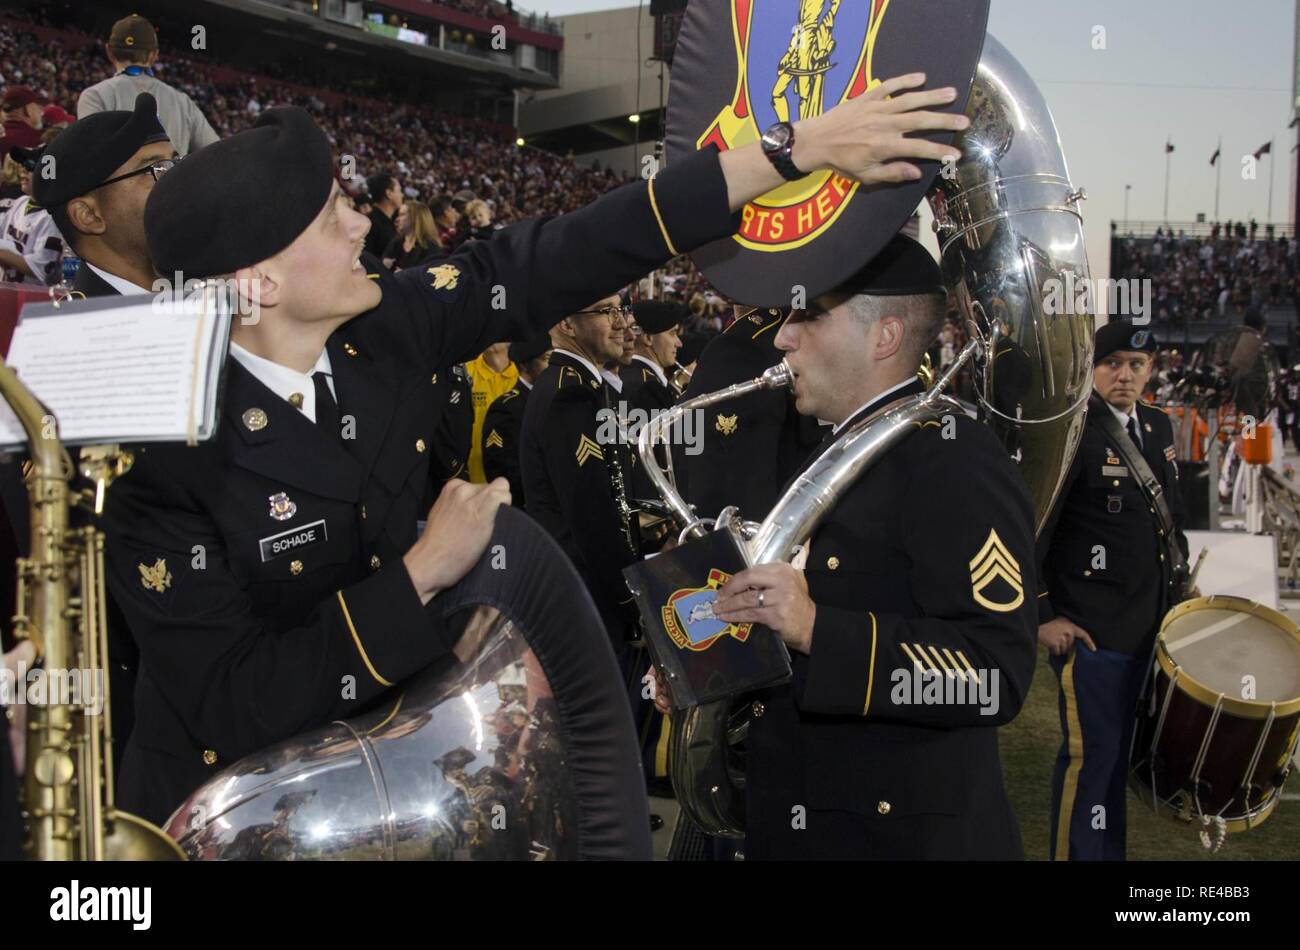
<box><xmin>164</xmin><ymin>507</ymin><xmax>653</xmax><ymax>860</ymax></box>
<box><xmin>641</xmin><ymin>33</ymin><xmax>1095</xmax><ymax>836</ymax></box>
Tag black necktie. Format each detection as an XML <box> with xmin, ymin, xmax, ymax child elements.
<box><xmin>314</xmin><ymin>371</ymin><xmax>339</xmax><ymax>438</ymax></box>
<box><xmin>1126</xmin><ymin>415</ymin><xmax>1142</xmax><ymax>450</ymax></box>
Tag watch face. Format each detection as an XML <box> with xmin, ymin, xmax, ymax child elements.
<box><xmin>762</xmin><ymin>123</ymin><xmax>791</xmax><ymax>152</ymax></box>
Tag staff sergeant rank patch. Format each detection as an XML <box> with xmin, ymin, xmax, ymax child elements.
<box><xmin>968</xmin><ymin>528</ymin><xmax>1024</xmax><ymax>613</ymax></box>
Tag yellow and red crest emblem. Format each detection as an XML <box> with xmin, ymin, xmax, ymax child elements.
<box><xmin>662</xmin><ymin>568</ymin><xmax>753</xmax><ymax>652</ymax></box>
<box><xmin>697</xmin><ymin>0</ymin><xmax>893</xmax><ymax>251</ymax></box>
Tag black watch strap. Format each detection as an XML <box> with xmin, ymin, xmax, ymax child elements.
<box><xmin>762</xmin><ymin>122</ymin><xmax>806</xmax><ymax>182</ymax></box>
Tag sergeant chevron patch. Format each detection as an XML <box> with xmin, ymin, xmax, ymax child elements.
<box><xmin>968</xmin><ymin>528</ymin><xmax>1024</xmax><ymax>613</ymax></box>
<box><xmin>485</xmin><ymin>429</ymin><xmax>504</xmax><ymax>449</ymax></box>
<box><xmin>575</xmin><ymin>434</ymin><xmax>604</xmax><ymax>467</ymax></box>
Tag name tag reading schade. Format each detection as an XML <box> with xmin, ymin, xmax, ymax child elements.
<box><xmin>259</xmin><ymin>519</ymin><xmax>328</xmax><ymax>562</ymax></box>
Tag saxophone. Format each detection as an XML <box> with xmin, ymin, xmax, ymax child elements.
<box><xmin>1</xmin><ymin>357</ymin><xmax>182</xmax><ymax>860</ymax></box>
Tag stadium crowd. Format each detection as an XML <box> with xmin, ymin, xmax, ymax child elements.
<box><xmin>1113</xmin><ymin>224</ymin><xmax>1299</xmax><ymax>324</ymax></box>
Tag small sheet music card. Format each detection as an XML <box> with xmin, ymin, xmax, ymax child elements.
<box><xmin>0</xmin><ymin>285</ymin><xmax>233</xmax><ymax>450</ymax></box>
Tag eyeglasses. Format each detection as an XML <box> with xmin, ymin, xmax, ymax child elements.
<box><xmin>573</xmin><ymin>305</ymin><xmax>633</xmax><ymax>321</ymax></box>
<box><xmin>91</xmin><ymin>158</ymin><xmax>177</xmax><ymax>192</ymax></box>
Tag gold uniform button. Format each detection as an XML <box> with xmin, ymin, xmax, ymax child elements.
<box><xmin>202</xmin><ymin>750</ymin><xmax>218</xmax><ymax>766</ymax></box>
<box><xmin>1159</xmin><ymin>553</ymin><xmax>1165</xmax><ymax>562</ymax></box>
<box><xmin>288</xmin><ymin>392</ymin><xmax>304</xmax><ymax>409</ymax></box>
<box><xmin>827</xmin><ymin>556</ymin><xmax>840</xmax><ymax>571</ymax></box>
<box><xmin>877</xmin><ymin>801</ymin><xmax>891</xmax><ymax>816</ymax></box>
<box><xmin>343</xmin><ymin>343</ymin><xmax>358</xmax><ymax>357</ymax></box>
<box><xmin>1083</xmin><ymin>569</ymin><xmax>1092</xmax><ymax>577</ymax></box>
<box><xmin>290</xmin><ymin>560</ymin><xmax>304</xmax><ymax>576</ymax></box>
<box><xmin>370</xmin><ymin>554</ymin><xmax>381</xmax><ymax>570</ymax></box>
<box><xmin>1112</xmin><ymin>479</ymin><xmax>1120</xmax><ymax>487</ymax></box>
<box><xmin>241</xmin><ymin>407</ymin><xmax>268</xmax><ymax>432</ymax></box>
<box><xmin>431</xmin><ymin>373</ymin><xmax>438</xmax><ymax>384</ymax></box>
<box><xmin>750</xmin><ymin>701</ymin><xmax>765</xmax><ymax>718</ymax></box>
<box><xmin>415</xmin><ymin>438</ymin><xmax>427</xmax><ymax>453</ymax></box>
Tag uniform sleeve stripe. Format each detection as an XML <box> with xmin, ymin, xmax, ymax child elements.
<box><xmin>940</xmin><ymin>647</ymin><xmax>971</xmax><ymax>682</ymax></box>
<box><xmin>927</xmin><ymin>645</ymin><xmax>956</xmax><ymax>678</ymax></box>
<box><xmin>899</xmin><ymin>642</ymin><xmax>924</xmax><ymax>670</ymax></box>
<box><xmin>862</xmin><ymin>612</ymin><xmax>877</xmax><ymax>716</ymax></box>
<box><xmin>336</xmin><ymin>590</ymin><xmax>394</xmax><ymax>687</ymax></box>
<box><xmin>955</xmin><ymin>650</ymin><xmax>979</xmax><ymax>679</ymax></box>
<box><xmin>646</xmin><ymin>175</ymin><xmax>681</xmax><ymax>257</ymax></box>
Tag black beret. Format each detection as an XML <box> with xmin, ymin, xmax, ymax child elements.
<box><xmin>508</xmin><ymin>334</ymin><xmax>551</xmax><ymax>364</ymax></box>
<box><xmin>33</xmin><ymin>92</ymin><xmax>168</xmax><ymax>209</ymax></box>
<box><xmin>1094</xmin><ymin>320</ymin><xmax>1157</xmax><ymax>362</ymax></box>
<box><xmin>834</xmin><ymin>233</ymin><xmax>943</xmax><ymax>298</ymax></box>
<box><xmin>145</xmin><ymin>105</ymin><xmax>334</xmax><ymax>278</ymax></box>
<box><xmin>8</xmin><ymin>145</ymin><xmax>42</xmax><ymax>171</ymax></box>
<box><xmin>633</xmin><ymin>301</ymin><xmax>687</xmax><ymax>335</ymax></box>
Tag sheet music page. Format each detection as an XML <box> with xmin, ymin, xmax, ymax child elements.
<box><xmin>0</xmin><ymin>291</ymin><xmax>228</xmax><ymax>449</ymax></box>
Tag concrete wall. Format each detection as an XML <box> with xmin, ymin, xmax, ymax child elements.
<box><xmin>519</xmin><ymin>4</ymin><xmax>665</xmax><ymax>175</ymax></box>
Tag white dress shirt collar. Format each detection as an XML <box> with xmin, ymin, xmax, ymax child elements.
<box><xmin>229</xmin><ymin>342</ymin><xmax>334</xmax><ymax>423</ymax></box>
<box><xmin>1107</xmin><ymin>400</ymin><xmax>1141</xmax><ymax>446</ymax></box>
<box><xmin>84</xmin><ymin>261</ymin><xmax>152</xmax><ymax>295</ymax></box>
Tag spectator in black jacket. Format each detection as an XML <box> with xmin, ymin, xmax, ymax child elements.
<box><xmin>363</xmin><ymin>171</ymin><xmax>402</xmax><ymax>260</ymax></box>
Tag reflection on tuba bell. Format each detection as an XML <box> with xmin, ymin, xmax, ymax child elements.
<box><xmin>639</xmin><ymin>33</ymin><xmax>1094</xmax><ymax>836</ymax></box>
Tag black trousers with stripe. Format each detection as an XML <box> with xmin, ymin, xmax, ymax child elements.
<box><xmin>1048</xmin><ymin>644</ymin><xmax>1147</xmax><ymax>861</ymax></box>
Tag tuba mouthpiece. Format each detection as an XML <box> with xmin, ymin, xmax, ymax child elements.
<box><xmin>761</xmin><ymin>360</ymin><xmax>793</xmax><ymax>390</ymax></box>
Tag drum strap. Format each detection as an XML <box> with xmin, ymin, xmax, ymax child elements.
<box><xmin>1091</xmin><ymin>395</ymin><xmax>1189</xmax><ymax>595</ymax></box>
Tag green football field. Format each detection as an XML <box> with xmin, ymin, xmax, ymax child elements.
<box><xmin>1001</xmin><ymin>647</ymin><xmax>1300</xmax><ymax>861</ymax></box>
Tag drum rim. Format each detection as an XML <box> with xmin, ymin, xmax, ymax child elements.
<box><xmin>1129</xmin><ymin>772</ymin><xmax>1283</xmax><ymax>833</ymax></box>
<box><xmin>1156</xmin><ymin>594</ymin><xmax>1300</xmax><ymax>719</ymax></box>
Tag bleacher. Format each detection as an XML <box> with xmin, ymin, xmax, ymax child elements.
<box><xmin>1111</xmin><ymin>220</ymin><xmax>1297</xmax><ymax>352</ymax></box>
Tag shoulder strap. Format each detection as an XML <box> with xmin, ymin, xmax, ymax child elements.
<box><xmin>1090</xmin><ymin>395</ymin><xmax>1187</xmax><ymax>583</ymax></box>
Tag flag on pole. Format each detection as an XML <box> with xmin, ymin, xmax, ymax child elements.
<box><xmin>1165</xmin><ymin>140</ymin><xmax>1175</xmax><ymax>153</ymax></box>
<box><xmin>1255</xmin><ymin>141</ymin><xmax>1272</xmax><ymax>159</ymax></box>
<box><xmin>1210</xmin><ymin>145</ymin><xmax>1220</xmax><ymax>165</ymax></box>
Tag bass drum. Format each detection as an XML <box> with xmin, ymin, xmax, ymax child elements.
<box><xmin>1130</xmin><ymin>595</ymin><xmax>1300</xmax><ymax>833</ymax></box>
<box><xmin>164</xmin><ymin>507</ymin><xmax>652</xmax><ymax>860</ymax></box>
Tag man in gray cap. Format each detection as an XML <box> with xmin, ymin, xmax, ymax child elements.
<box><xmin>77</xmin><ymin>14</ymin><xmax>218</xmax><ymax>157</ymax></box>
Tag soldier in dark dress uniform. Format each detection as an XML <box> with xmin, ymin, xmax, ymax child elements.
<box><xmin>7</xmin><ymin>96</ymin><xmax>172</xmax><ymax>776</ymax></box>
<box><xmin>1037</xmin><ymin>320</ymin><xmax>1190</xmax><ymax>861</ymax></box>
<box><xmin>674</xmin><ymin>235</ymin><xmax>1039</xmax><ymax>860</ymax></box>
<box><xmin>622</xmin><ymin>300</ymin><xmax>686</xmax><ymax>501</ymax></box>
<box><xmin>520</xmin><ymin>295</ymin><xmax>642</xmax><ymax>647</ymax></box>
<box><xmin>481</xmin><ymin>334</ymin><xmax>552</xmax><ymax>507</ymax></box>
<box><xmin>429</xmin><ymin>363</ymin><xmax>474</xmax><ymax>486</ymax></box>
<box><xmin>36</xmin><ymin>93</ymin><xmax>174</xmax><ymax>297</ymax></box>
<box><xmin>100</xmin><ymin>108</ymin><xmax>739</xmax><ymax>825</ymax></box>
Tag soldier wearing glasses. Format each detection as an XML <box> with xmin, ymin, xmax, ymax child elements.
<box><xmin>35</xmin><ymin>93</ymin><xmax>176</xmax><ymax>298</ymax></box>
<box><xmin>521</xmin><ymin>296</ymin><xmax>643</xmax><ymax>652</ymax></box>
